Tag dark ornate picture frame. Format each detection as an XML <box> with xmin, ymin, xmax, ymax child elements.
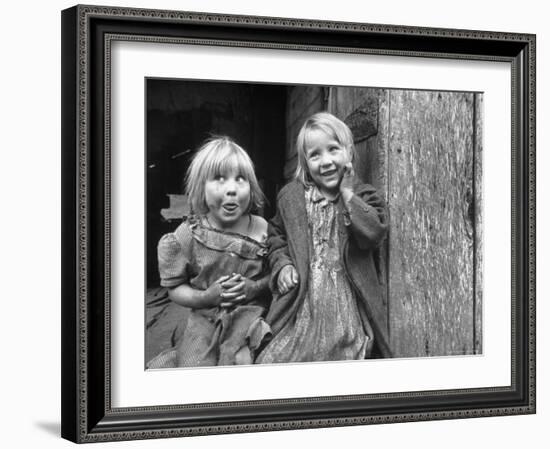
<box><xmin>61</xmin><ymin>4</ymin><xmax>536</xmax><ymax>443</ymax></box>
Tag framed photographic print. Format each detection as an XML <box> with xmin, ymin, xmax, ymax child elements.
<box><xmin>61</xmin><ymin>4</ymin><xmax>536</xmax><ymax>443</ymax></box>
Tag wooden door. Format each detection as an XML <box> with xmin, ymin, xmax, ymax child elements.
<box><xmin>384</xmin><ymin>90</ymin><xmax>482</xmax><ymax>357</ymax></box>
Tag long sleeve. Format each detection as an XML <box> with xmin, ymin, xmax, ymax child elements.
<box><xmin>267</xmin><ymin>202</ymin><xmax>293</xmax><ymax>293</ymax></box>
<box><xmin>345</xmin><ymin>185</ymin><xmax>389</xmax><ymax>250</ymax></box>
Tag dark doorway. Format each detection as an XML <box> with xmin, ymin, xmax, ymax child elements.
<box><xmin>146</xmin><ymin>79</ymin><xmax>287</xmax><ymax>287</ymax></box>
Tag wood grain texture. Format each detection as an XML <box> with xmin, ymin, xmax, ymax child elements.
<box><xmin>329</xmin><ymin>87</ymin><xmax>388</xmax><ymax>191</ymax></box>
<box><xmin>388</xmin><ymin>90</ymin><xmax>475</xmax><ymax>357</ymax></box>
<box><xmin>284</xmin><ymin>86</ymin><xmax>325</xmax><ymax>180</ymax></box>
<box><xmin>474</xmin><ymin>93</ymin><xmax>484</xmax><ymax>354</ymax></box>
<box><xmin>377</xmin><ymin>90</ymin><xmax>391</xmax><ymax>202</ymax></box>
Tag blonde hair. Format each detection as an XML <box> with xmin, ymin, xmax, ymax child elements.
<box><xmin>185</xmin><ymin>136</ymin><xmax>264</xmax><ymax>215</ymax></box>
<box><xmin>294</xmin><ymin>112</ymin><xmax>356</xmax><ymax>185</ymax></box>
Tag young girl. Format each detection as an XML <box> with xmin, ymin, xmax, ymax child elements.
<box><xmin>256</xmin><ymin>112</ymin><xmax>392</xmax><ymax>363</ymax></box>
<box><xmin>151</xmin><ymin>137</ymin><xmax>271</xmax><ymax>368</ymax></box>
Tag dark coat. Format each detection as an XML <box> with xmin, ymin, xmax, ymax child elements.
<box><xmin>265</xmin><ymin>179</ymin><xmax>392</xmax><ymax>358</ymax></box>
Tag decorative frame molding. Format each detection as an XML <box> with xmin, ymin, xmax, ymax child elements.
<box><xmin>61</xmin><ymin>4</ymin><xmax>536</xmax><ymax>443</ymax></box>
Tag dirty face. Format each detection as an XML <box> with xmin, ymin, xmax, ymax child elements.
<box><xmin>204</xmin><ymin>168</ymin><xmax>251</xmax><ymax>228</ymax></box>
<box><xmin>304</xmin><ymin>129</ymin><xmax>350</xmax><ymax>199</ymax></box>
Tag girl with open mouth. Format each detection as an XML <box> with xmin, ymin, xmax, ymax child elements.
<box><xmin>150</xmin><ymin>136</ymin><xmax>272</xmax><ymax>368</ymax></box>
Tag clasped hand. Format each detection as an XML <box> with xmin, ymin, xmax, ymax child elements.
<box><xmin>205</xmin><ymin>273</ymin><xmax>256</xmax><ymax>308</ymax></box>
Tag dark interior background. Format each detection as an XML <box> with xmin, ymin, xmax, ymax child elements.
<box><xmin>146</xmin><ymin>79</ymin><xmax>287</xmax><ymax>287</ymax></box>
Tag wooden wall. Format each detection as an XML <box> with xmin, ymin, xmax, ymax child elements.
<box><xmin>283</xmin><ymin>86</ymin><xmax>327</xmax><ymax>181</ymax></box>
<box><xmin>285</xmin><ymin>86</ymin><xmax>482</xmax><ymax>358</ymax></box>
<box><xmin>386</xmin><ymin>90</ymin><xmax>479</xmax><ymax>357</ymax></box>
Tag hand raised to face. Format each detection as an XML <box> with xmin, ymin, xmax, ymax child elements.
<box><xmin>339</xmin><ymin>161</ymin><xmax>355</xmax><ymax>201</ymax></box>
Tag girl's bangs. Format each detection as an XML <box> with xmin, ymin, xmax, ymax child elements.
<box><xmin>314</xmin><ymin>123</ymin><xmax>342</xmax><ymax>144</ymax></box>
<box><xmin>207</xmin><ymin>148</ymin><xmax>253</xmax><ymax>180</ymax></box>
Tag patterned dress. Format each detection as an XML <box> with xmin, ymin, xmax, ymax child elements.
<box><xmin>256</xmin><ymin>187</ymin><xmax>368</xmax><ymax>363</ymax></box>
<box><xmin>149</xmin><ymin>215</ymin><xmax>271</xmax><ymax>368</ymax></box>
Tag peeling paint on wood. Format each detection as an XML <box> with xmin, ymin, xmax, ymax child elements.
<box><xmin>344</xmin><ymin>96</ymin><xmax>378</xmax><ymax>141</ymax></box>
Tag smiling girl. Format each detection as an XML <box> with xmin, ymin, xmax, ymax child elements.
<box><xmin>152</xmin><ymin>137</ymin><xmax>272</xmax><ymax>367</ymax></box>
<box><xmin>256</xmin><ymin>112</ymin><xmax>392</xmax><ymax>363</ymax></box>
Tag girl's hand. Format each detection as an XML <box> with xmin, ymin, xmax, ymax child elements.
<box><xmin>219</xmin><ymin>274</ymin><xmax>256</xmax><ymax>307</ymax></box>
<box><xmin>202</xmin><ymin>275</ymin><xmax>231</xmax><ymax>307</ymax></box>
<box><xmin>340</xmin><ymin>162</ymin><xmax>355</xmax><ymax>203</ymax></box>
<box><xmin>277</xmin><ymin>264</ymin><xmax>299</xmax><ymax>294</ymax></box>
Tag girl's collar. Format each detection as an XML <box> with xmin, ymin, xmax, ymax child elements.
<box><xmin>307</xmin><ymin>184</ymin><xmax>341</xmax><ymax>203</ymax></box>
<box><xmin>204</xmin><ymin>213</ymin><xmax>252</xmax><ymax>233</ymax></box>
<box><xmin>189</xmin><ymin>214</ymin><xmax>266</xmax><ymax>247</ymax></box>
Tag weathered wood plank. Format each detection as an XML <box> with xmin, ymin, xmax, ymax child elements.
<box><xmin>288</xmin><ymin>85</ymin><xmax>326</xmax><ymax>122</ymax></box>
<box><xmin>284</xmin><ymin>86</ymin><xmax>325</xmax><ymax>180</ymax></box>
<box><xmin>388</xmin><ymin>90</ymin><xmax>475</xmax><ymax>358</ymax></box>
<box><xmin>329</xmin><ymin>86</ymin><xmax>375</xmax><ymax>119</ymax></box>
<box><xmin>377</xmin><ymin>90</ymin><xmax>391</xmax><ymax>202</ymax></box>
<box><xmin>329</xmin><ymin>87</ymin><xmax>389</xmax><ymax>191</ymax></box>
<box><xmin>375</xmin><ymin>90</ymin><xmax>391</xmax><ymax>335</ymax></box>
<box><xmin>474</xmin><ymin>93</ymin><xmax>483</xmax><ymax>354</ymax></box>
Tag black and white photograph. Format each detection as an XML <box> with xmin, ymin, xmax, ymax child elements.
<box><xmin>145</xmin><ymin>79</ymin><xmax>483</xmax><ymax>368</ymax></box>
<box><xmin>2</xmin><ymin>0</ymin><xmax>546</xmax><ymax>445</ymax></box>
<box><xmin>56</xmin><ymin>2</ymin><xmax>537</xmax><ymax>444</ymax></box>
